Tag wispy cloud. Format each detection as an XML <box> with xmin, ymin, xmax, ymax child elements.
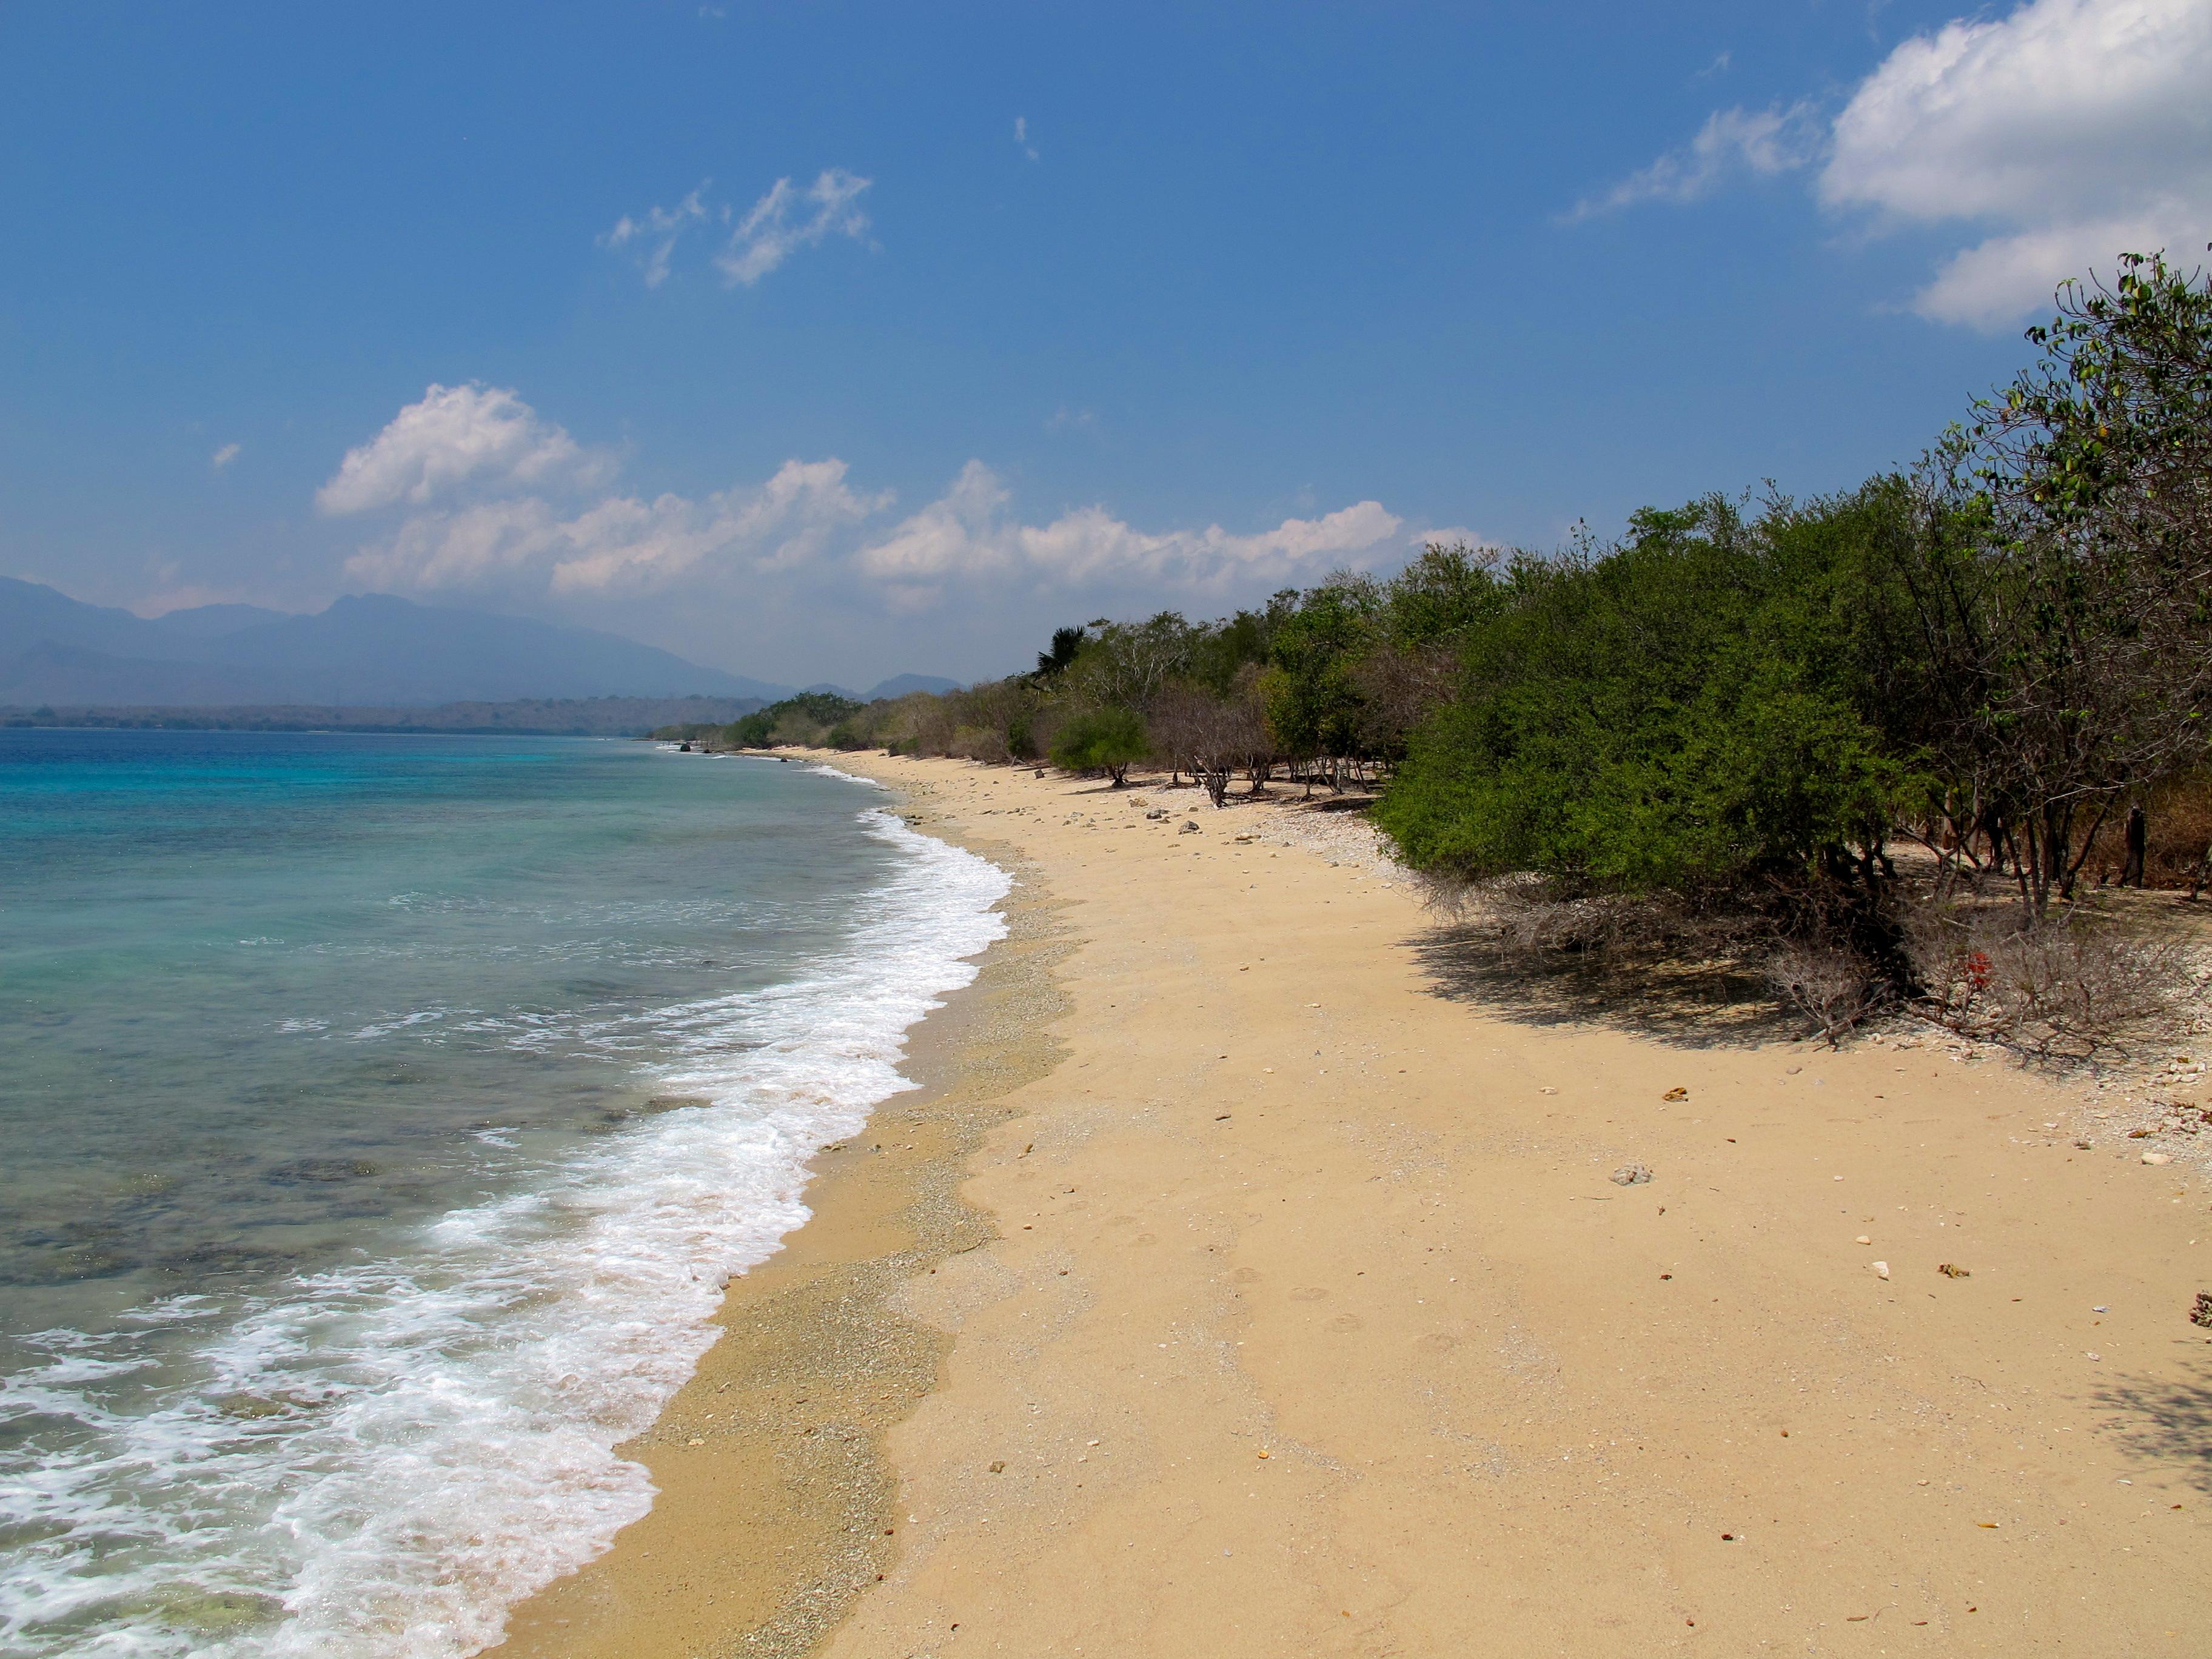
<box><xmin>600</xmin><ymin>183</ymin><xmax>712</xmax><ymax>288</ymax></box>
<box><xmin>210</xmin><ymin>442</ymin><xmax>241</xmax><ymax>471</ymax></box>
<box><xmin>713</xmin><ymin>170</ymin><xmax>873</xmax><ymax>286</ymax></box>
<box><xmin>1014</xmin><ymin>116</ymin><xmax>1039</xmax><ymax>162</ymax></box>
<box><xmin>1568</xmin><ymin>101</ymin><xmax>1820</xmax><ymax>220</ymax></box>
<box><xmin>601</xmin><ymin>169</ymin><xmax>873</xmax><ymax>289</ymax></box>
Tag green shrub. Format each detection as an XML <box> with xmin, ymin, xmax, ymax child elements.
<box><xmin>1050</xmin><ymin>706</ymin><xmax>1150</xmax><ymax>786</ymax></box>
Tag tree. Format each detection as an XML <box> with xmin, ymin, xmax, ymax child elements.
<box><xmin>1050</xmin><ymin>706</ymin><xmax>1150</xmax><ymax>786</ymax></box>
<box><xmin>1885</xmin><ymin>249</ymin><xmax>2212</xmax><ymax>913</ymax></box>
<box><xmin>1151</xmin><ymin>666</ymin><xmax>1272</xmax><ymax>805</ymax></box>
<box><xmin>1263</xmin><ymin>577</ymin><xmax>1379</xmax><ymax>788</ymax></box>
<box><xmin>1034</xmin><ymin>625</ymin><xmax>1086</xmax><ymax>680</ymax></box>
<box><xmin>1375</xmin><ymin>495</ymin><xmax>1916</xmax><ymax>984</ymax></box>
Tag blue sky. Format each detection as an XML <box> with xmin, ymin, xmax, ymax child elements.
<box><xmin>4</xmin><ymin>1</ymin><xmax>2207</xmax><ymax>686</ymax></box>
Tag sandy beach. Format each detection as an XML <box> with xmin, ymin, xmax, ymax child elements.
<box><xmin>500</xmin><ymin>753</ymin><xmax>2210</xmax><ymax>1657</ymax></box>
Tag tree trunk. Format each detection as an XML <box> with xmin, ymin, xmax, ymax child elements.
<box><xmin>2121</xmin><ymin>805</ymin><xmax>2147</xmax><ymax>887</ymax></box>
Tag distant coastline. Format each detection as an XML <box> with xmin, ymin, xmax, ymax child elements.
<box><xmin>0</xmin><ymin>693</ymin><xmax>767</xmax><ymax>739</ymax></box>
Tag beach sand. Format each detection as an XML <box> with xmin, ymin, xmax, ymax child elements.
<box><xmin>498</xmin><ymin>754</ymin><xmax>2210</xmax><ymax>1656</ymax></box>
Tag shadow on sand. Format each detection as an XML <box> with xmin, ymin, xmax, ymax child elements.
<box><xmin>1407</xmin><ymin>923</ymin><xmax>1802</xmax><ymax>1051</ymax></box>
<box><xmin>2096</xmin><ymin>1362</ymin><xmax>2212</xmax><ymax>1496</ymax></box>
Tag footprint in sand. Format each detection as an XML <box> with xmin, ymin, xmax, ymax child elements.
<box><xmin>1289</xmin><ymin>1286</ymin><xmax>1330</xmax><ymax>1301</ymax></box>
<box><xmin>1327</xmin><ymin>1314</ymin><xmax>1364</xmax><ymax>1332</ymax></box>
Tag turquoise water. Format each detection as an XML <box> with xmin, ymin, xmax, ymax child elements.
<box><xmin>0</xmin><ymin>731</ymin><xmax>1008</xmax><ymax>1657</ymax></box>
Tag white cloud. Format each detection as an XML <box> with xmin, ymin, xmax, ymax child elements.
<box><xmin>1820</xmin><ymin>0</ymin><xmax>2212</xmax><ymax>327</ymax></box>
<box><xmin>329</xmin><ymin>390</ymin><xmax>1411</xmax><ymax>623</ymax></box>
<box><xmin>600</xmin><ymin>169</ymin><xmax>872</xmax><ymax>289</ymax></box>
<box><xmin>600</xmin><ymin>183</ymin><xmax>712</xmax><ymax>287</ymax></box>
<box><xmin>713</xmin><ymin>169</ymin><xmax>873</xmax><ymax>286</ymax></box>
<box><xmin>1570</xmin><ymin>102</ymin><xmax>1820</xmax><ymax>220</ymax></box>
<box><xmin>1409</xmin><ymin>525</ymin><xmax>1493</xmax><ymax>551</ymax></box>
<box><xmin>344</xmin><ymin>460</ymin><xmax>888</xmax><ymax>594</ymax></box>
<box><xmin>1014</xmin><ymin>116</ymin><xmax>1039</xmax><ymax>162</ymax></box>
<box><xmin>856</xmin><ymin>462</ymin><xmax>1403</xmax><ymax>598</ymax></box>
<box><xmin>317</xmin><ymin>383</ymin><xmax>613</xmax><ymax>516</ymax></box>
<box><xmin>210</xmin><ymin>442</ymin><xmax>241</xmax><ymax>471</ymax></box>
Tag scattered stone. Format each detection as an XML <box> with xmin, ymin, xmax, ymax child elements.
<box><xmin>2129</xmin><ymin>1127</ymin><xmax>2155</xmax><ymax>1138</ymax></box>
<box><xmin>1855</xmin><ymin>1235</ymin><xmax>1872</xmax><ymax>1245</ymax></box>
<box><xmin>988</xmin><ymin>1460</ymin><xmax>1006</xmax><ymax>1473</ymax></box>
<box><xmin>1872</xmin><ymin>1261</ymin><xmax>1891</xmax><ymax>1280</ymax></box>
<box><xmin>1662</xmin><ymin>1087</ymin><xmax>1689</xmax><ymax>1102</ymax></box>
<box><xmin>1938</xmin><ymin>1263</ymin><xmax>1969</xmax><ymax>1278</ymax></box>
<box><xmin>2142</xmin><ymin>1151</ymin><xmax>2172</xmax><ymax>1165</ymax></box>
<box><xmin>2075</xmin><ymin>1139</ymin><xmax>2094</xmax><ymax>1150</ymax></box>
<box><xmin>1179</xmin><ymin>820</ymin><xmax>1200</xmax><ymax>834</ymax></box>
<box><xmin>2190</xmin><ymin>1292</ymin><xmax>2212</xmax><ymax>1330</ymax></box>
<box><xmin>1610</xmin><ymin>1163</ymin><xmax>1653</xmax><ymax>1186</ymax></box>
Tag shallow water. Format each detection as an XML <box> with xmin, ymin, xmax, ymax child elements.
<box><xmin>0</xmin><ymin>731</ymin><xmax>1007</xmax><ymax>1656</ymax></box>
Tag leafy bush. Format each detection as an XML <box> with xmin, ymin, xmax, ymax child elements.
<box><xmin>1049</xmin><ymin>706</ymin><xmax>1149</xmax><ymax>785</ymax></box>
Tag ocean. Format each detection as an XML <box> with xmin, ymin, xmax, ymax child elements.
<box><xmin>0</xmin><ymin>729</ymin><xmax>1007</xmax><ymax>1657</ymax></box>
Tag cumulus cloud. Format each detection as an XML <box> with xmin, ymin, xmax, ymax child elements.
<box><xmin>713</xmin><ymin>169</ymin><xmax>873</xmax><ymax>286</ymax></box>
<box><xmin>210</xmin><ymin>442</ymin><xmax>241</xmax><ymax>471</ymax></box>
<box><xmin>327</xmin><ymin>389</ymin><xmax>1412</xmax><ymax>622</ymax></box>
<box><xmin>343</xmin><ymin>460</ymin><xmax>888</xmax><ymax>595</ymax></box>
<box><xmin>1820</xmin><ymin>0</ymin><xmax>2212</xmax><ymax>327</ymax></box>
<box><xmin>1409</xmin><ymin>525</ymin><xmax>1493</xmax><ymax>552</ymax></box>
<box><xmin>1567</xmin><ymin>1</ymin><xmax>2211</xmax><ymax>327</ymax></box>
<box><xmin>600</xmin><ymin>183</ymin><xmax>712</xmax><ymax>287</ymax></box>
<box><xmin>1569</xmin><ymin>102</ymin><xmax>1820</xmax><ymax>220</ymax></box>
<box><xmin>1015</xmin><ymin>116</ymin><xmax>1039</xmax><ymax>162</ymax></box>
<box><xmin>317</xmin><ymin>383</ymin><xmax>613</xmax><ymax>516</ymax></box>
<box><xmin>856</xmin><ymin>461</ymin><xmax>1404</xmax><ymax>599</ymax></box>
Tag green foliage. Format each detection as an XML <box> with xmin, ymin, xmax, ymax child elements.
<box><xmin>725</xmin><ymin>709</ymin><xmax>774</xmax><ymax>747</ymax></box>
<box><xmin>723</xmin><ymin>691</ymin><xmax>864</xmax><ymax>749</ymax></box>
<box><xmin>1375</xmin><ymin>497</ymin><xmax>1912</xmax><ymax>893</ymax></box>
<box><xmin>1262</xmin><ymin>578</ymin><xmax>1378</xmax><ymax>760</ymax></box>
<box><xmin>1049</xmin><ymin>705</ymin><xmax>1150</xmax><ymax>785</ymax></box>
<box><xmin>1034</xmin><ymin>626</ymin><xmax>1086</xmax><ymax>679</ymax></box>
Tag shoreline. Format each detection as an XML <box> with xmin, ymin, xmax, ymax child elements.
<box><xmin>494</xmin><ymin>802</ymin><xmax>1069</xmax><ymax>1658</ymax></box>
<box><xmin>510</xmin><ymin>752</ymin><xmax>2208</xmax><ymax>1657</ymax></box>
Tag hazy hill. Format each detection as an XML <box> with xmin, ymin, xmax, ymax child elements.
<box><xmin>5</xmin><ymin>694</ymin><xmax>768</xmax><ymax>737</ymax></box>
<box><xmin>0</xmin><ymin>580</ymin><xmax>787</xmax><ymax>706</ymax></box>
<box><xmin>862</xmin><ymin>672</ymin><xmax>961</xmax><ymax>700</ymax></box>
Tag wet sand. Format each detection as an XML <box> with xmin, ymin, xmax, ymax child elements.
<box><xmin>499</xmin><ymin>754</ymin><xmax>2211</xmax><ymax>1657</ymax></box>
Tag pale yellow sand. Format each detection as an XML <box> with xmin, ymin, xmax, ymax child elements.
<box><xmin>504</xmin><ymin>754</ymin><xmax>2210</xmax><ymax>1657</ymax></box>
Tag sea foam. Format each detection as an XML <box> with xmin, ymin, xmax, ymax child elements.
<box><xmin>0</xmin><ymin>803</ymin><xmax>1008</xmax><ymax>1658</ymax></box>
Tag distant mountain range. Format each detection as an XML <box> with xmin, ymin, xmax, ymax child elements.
<box><xmin>0</xmin><ymin>579</ymin><xmax>957</xmax><ymax>709</ymax></box>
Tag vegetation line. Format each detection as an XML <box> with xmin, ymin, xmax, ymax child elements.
<box><xmin>663</xmin><ymin>249</ymin><xmax>2212</xmax><ymax>1053</ymax></box>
